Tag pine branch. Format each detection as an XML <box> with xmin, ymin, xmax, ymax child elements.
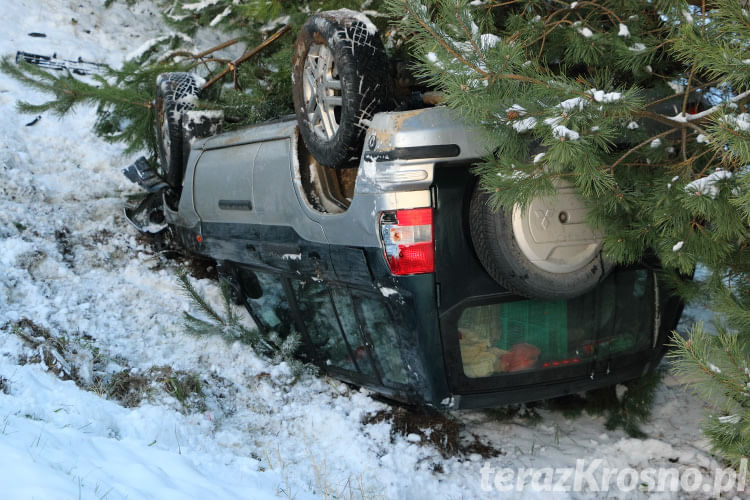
<box><xmin>398</xmin><ymin>0</ymin><xmax>489</xmax><ymax>76</ymax></box>
<box><xmin>175</xmin><ymin>268</ymin><xmax>303</xmax><ymax>372</ymax></box>
<box><xmin>609</xmin><ymin>128</ymin><xmax>680</xmax><ymax>172</ymax></box>
<box><xmin>159</xmin><ymin>36</ymin><xmax>244</xmax><ymax>63</ymax></box>
<box><xmin>176</xmin><ymin>270</ymin><xmax>224</xmax><ymax>325</ymax></box>
<box><xmin>201</xmin><ymin>24</ymin><xmax>291</xmax><ymax>91</ymax></box>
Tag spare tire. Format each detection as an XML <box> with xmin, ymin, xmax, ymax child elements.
<box><xmin>470</xmin><ymin>181</ymin><xmax>612</xmax><ymax>300</ymax></box>
<box><xmin>292</xmin><ymin>11</ymin><xmax>390</xmax><ymax>168</ymax></box>
<box><xmin>154</xmin><ymin>72</ymin><xmax>201</xmax><ymax>189</ymax></box>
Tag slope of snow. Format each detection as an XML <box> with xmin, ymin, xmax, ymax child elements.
<box><xmin>0</xmin><ymin>1</ymin><xmax>743</xmax><ymax>499</ymax></box>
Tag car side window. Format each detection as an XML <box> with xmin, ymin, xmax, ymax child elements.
<box><xmin>243</xmin><ymin>270</ymin><xmax>294</xmax><ymax>339</ymax></box>
<box><xmin>329</xmin><ymin>288</ymin><xmax>377</xmax><ymax>378</ymax></box>
<box><xmin>288</xmin><ymin>279</ymin><xmax>409</xmax><ymax>387</ymax></box>
<box><xmin>292</xmin><ymin>280</ymin><xmax>359</xmax><ymax>373</ymax></box>
<box><xmin>355</xmin><ymin>294</ymin><xmax>410</xmax><ymax>386</ymax></box>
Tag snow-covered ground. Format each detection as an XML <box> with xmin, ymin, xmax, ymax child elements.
<box><xmin>0</xmin><ymin>2</ymin><xmax>744</xmax><ymax>499</ymax></box>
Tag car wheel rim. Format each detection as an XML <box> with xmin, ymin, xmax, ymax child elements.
<box><xmin>160</xmin><ymin>118</ymin><xmax>171</xmax><ymax>169</ymax></box>
<box><xmin>302</xmin><ymin>43</ymin><xmax>342</xmax><ymax>141</ymax></box>
<box><xmin>511</xmin><ymin>180</ymin><xmax>604</xmax><ymax>273</ymax></box>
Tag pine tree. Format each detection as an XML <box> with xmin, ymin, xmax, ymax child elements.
<box><xmin>2</xmin><ymin>0</ymin><xmax>394</xmax><ymax>159</ymax></box>
<box><xmin>670</xmin><ymin>325</ymin><xmax>750</xmax><ymax>466</ymax></box>
<box><xmin>389</xmin><ymin>0</ymin><xmax>749</xmax><ymax>465</ymax></box>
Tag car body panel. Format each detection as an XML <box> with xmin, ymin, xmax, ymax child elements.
<box><xmin>182</xmin><ymin>107</ymin><xmax>488</xmax><ymax>248</ymax></box>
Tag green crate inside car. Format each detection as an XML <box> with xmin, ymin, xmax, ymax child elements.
<box><xmin>499</xmin><ymin>300</ymin><xmax>568</xmax><ymax>360</ymax></box>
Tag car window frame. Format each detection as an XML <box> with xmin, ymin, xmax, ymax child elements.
<box><xmin>439</xmin><ymin>268</ymin><xmax>659</xmax><ymax>394</ymax></box>
<box><xmin>237</xmin><ymin>265</ymin><xmax>411</xmax><ymax>391</ymax></box>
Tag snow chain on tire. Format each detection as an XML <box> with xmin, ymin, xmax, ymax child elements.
<box><xmin>154</xmin><ymin>72</ymin><xmax>201</xmax><ymax>189</ymax></box>
<box><xmin>292</xmin><ymin>11</ymin><xmax>390</xmax><ymax>168</ymax></box>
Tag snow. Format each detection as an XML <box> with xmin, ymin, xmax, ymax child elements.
<box><xmin>479</xmin><ymin>33</ymin><xmax>501</xmax><ymax>50</ymax></box>
<box><xmin>718</xmin><ymin>414</ymin><xmax>740</xmax><ymax>424</ymax></box>
<box><xmin>651</xmin><ymin>138</ymin><xmax>662</xmax><ymax>148</ymax></box>
<box><xmin>559</xmin><ymin>97</ymin><xmax>586</xmax><ymax>112</ymax></box>
<box><xmin>578</xmin><ymin>27</ymin><xmax>593</xmax><ymax>38</ymax></box>
<box><xmin>324</xmin><ymin>9</ymin><xmax>378</xmax><ymax>35</ymax></box>
<box><xmin>615</xmin><ymin>384</ymin><xmax>628</xmax><ymax>401</ymax></box>
<box><xmin>673</xmin><ymin>241</ymin><xmax>684</xmax><ymax>252</ymax></box>
<box><xmin>670</xmin><ymin>112</ymin><xmax>690</xmax><ymax>124</ymax></box>
<box><xmin>379</xmin><ymin>287</ymin><xmax>399</xmax><ymax>297</ymax></box>
<box><xmin>210</xmin><ymin>6</ymin><xmax>232</xmax><ymax>27</ymax></box>
<box><xmin>618</xmin><ymin>23</ymin><xmax>630</xmax><ymax>37</ymax></box>
<box><xmin>589</xmin><ymin>89</ymin><xmax>622</xmax><ymax>103</ymax></box>
<box><xmin>181</xmin><ymin>0</ymin><xmax>222</xmax><ymax>12</ymax></box>
<box><xmin>127</xmin><ymin>35</ymin><xmax>173</xmax><ymax>61</ymax></box>
<box><xmin>260</xmin><ymin>15</ymin><xmax>291</xmax><ymax>33</ymax></box>
<box><xmin>0</xmin><ymin>368</ymin><xmax>291</xmax><ymax>500</ymax></box>
<box><xmin>512</xmin><ymin>117</ymin><xmax>537</xmax><ymax>133</ymax></box>
<box><xmin>0</xmin><ymin>1</ymin><xmax>743</xmax><ymax>499</ymax></box>
<box><xmin>667</xmin><ymin>81</ymin><xmax>685</xmax><ymax>94</ymax></box>
<box><xmin>629</xmin><ymin>43</ymin><xmax>647</xmax><ymax>52</ymax></box>
<box><xmin>685</xmin><ymin>170</ymin><xmax>733</xmax><ymax>199</ymax></box>
<box><xmin>723</xmin><ymin>112</ymin><xmax>750</xmax><ymax>132</ymax></box>
<box><xmin>505</xmin><ymin>105</ymin><xmax>538</xmax><ymax>133</ymax></box>
<box><xmin>545</xmin><ymin>117</ymin><xmax>580</xmax><ymax>141</ymax></box>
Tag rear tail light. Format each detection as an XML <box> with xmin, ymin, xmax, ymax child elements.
<box><xmin>380</xmin><ymin>208</ymin><xmax>434</xmax><ymax>275</ymax></box>
<box><xmin>542</xmin><ymin>357</ymin><xmax>581</xmax><ymax>368</ymax></box>
<box><xmin>687</xmin><ymin>101</ymin><xmax>704</xmax><ymax>115</ymax></box>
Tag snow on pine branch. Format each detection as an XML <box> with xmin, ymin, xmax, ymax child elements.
<box><xmin>685</xmin><ymin>170</ymin><xmax>733</xmax><ymax>199</ymax></box>
<box><xmin>502</xmin><ymin>89</ymin><xmax>623</xmax><ymax>139</ymax></box>
<box><xmin>181</xmin><ymin>0</ymin><xmax>222</xmax><ymax>12</ymax></box>
<box><xmin>210</xmin><ymin>6</ymin><xmax>232</xmax><ymax>27</ymax></box>
<box><xmin>668</xmin><ymin>89</ymin><xmax>750</xmax><ymax>123</ymax></box>
<box><xmin>722</xmin><ymin>113</ymin><xmax>750</xmax><ymax>132</ymax></box>
<box><xmin>401</xmin><ymin>0</ymin><xmax>500</xmax><ymax>78</ymax></box>
<box><xmin>126</xmin><ymin>33</ymin><xmax>194</xmax><ymax>61</ymax></box>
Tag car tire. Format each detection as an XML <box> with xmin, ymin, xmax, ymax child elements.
<box><xmin>154</xmin><ymin>72</ymin><xmax>201</xmax><ymax>189</ymax></box>
<box><xmin>469</xmin><ymin>181</ymin><xmax>612</xmax><ymax>300</ymax></box>
<box><xmin>292</xmin><ymin>12</ymin><xmax>390</xmax><ymax>168</ymax></box>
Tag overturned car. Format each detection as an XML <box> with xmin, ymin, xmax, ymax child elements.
<box><xmin>124</xmin><ymin>10</ymin><xmax>683</xmax><ymax>409</ymax></box>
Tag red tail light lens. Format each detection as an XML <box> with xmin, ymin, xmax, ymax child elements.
<box><xmin>380</xmin><ymin>208</ymin><xmax>434</xmax><ymax>275</ymax></box>
<box><xmin>542</xmin><ymin>358</ymin><xmax>581</xmax><ymax>368</ymax></box>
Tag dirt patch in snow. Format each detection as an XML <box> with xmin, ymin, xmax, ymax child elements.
<box><xmin>107</xmin><ymin>366</ymin><xmax>205</xmax><ymax>410</ymax></box>
<box><xmin>6</xmin><ymin>318</ymin><xmax>80</xmax><ymax>382</ymax></box>
<box><xmin>366</xmin><ymin>406</ymin><xmax>503</xmax><ymax>459</ymax></box>
<box><xmin>106</xmin><ymin>369</ymin><xmax>151</xmax><ymax>407</ymax></box>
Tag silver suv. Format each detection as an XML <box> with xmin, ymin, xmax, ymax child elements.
<box><xmin>124</xmin><ymin>10</ymin><xmax>683</xmax><ymax>409</ymax></box>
